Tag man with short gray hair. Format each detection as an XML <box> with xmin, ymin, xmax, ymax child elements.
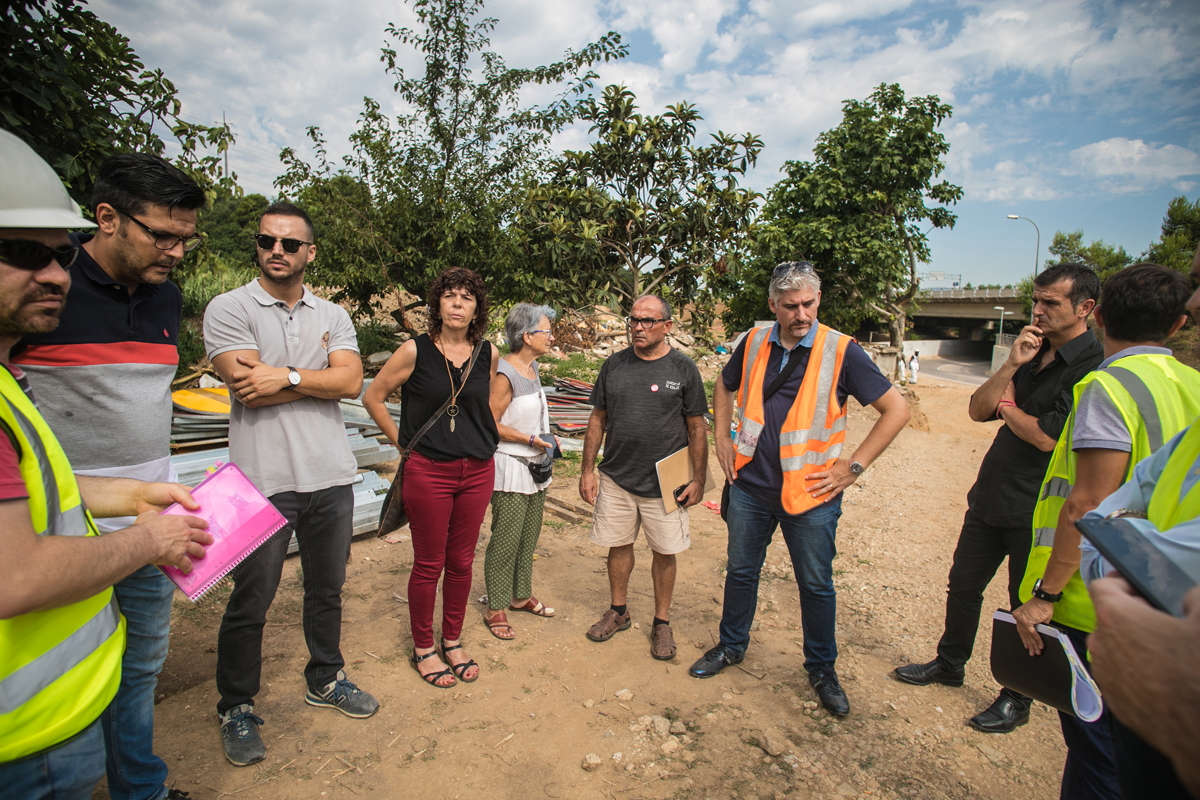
<box><xmin>690</xmin><ymin>261</ymin><xmax>909</xmax><ymax>717</ymax></box>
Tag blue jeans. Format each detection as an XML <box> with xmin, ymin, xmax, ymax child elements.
<box><xmin>0</xmin><ymin>718</ymin><xmax>105</xmax><ymax>800</ymax></box>
<box><xmin>719</xmin><ymin>482</ymin><xmax>842</xmax><ymax>670</ymax></box>
<box><xmin>101</xmin><ymin>565</ymin><xmax>175</xmax><ymax>800</ymax></box>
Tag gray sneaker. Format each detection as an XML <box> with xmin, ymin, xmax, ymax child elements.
<box><xmin>219</xmin><ymin>704</ymin><xmax>265</xmax><ymax>766</ymax></box>
<box><xmin>305</xmin><ymin>670</ymin><xmax>380</xmax><ymax>718</ymax></box>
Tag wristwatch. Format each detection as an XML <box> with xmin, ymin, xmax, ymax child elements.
<box><xmin>849</xmin><ymin>460</ymin><xmax>865</xmax><ymax>476</ymax></box>
<box><xmin>1031</xmin><ymin>578</ymin><xmax>1063</xmax><ymax>603</ymax></box>
<box><xmin>287</xmin><ymin>366</ymin><xmax>302</xmax><ymax>386</ymax></box>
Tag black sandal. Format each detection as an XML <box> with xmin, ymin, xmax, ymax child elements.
<box><xmin>440</xmin><ymin>641</ymin><xmax>479</xmax><ymax>683</ymax></box>
<box><xmin>410</xmin><ymin>649</ymin><xmax>456</xmax><ymax>689</ymax></box>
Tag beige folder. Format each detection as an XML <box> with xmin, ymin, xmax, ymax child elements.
<box><xmin>655</xmin><ymin>446</ymin><xmax>716</xmax><ymax>513</ymax></box>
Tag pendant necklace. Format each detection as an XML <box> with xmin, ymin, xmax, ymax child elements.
<box><xmin>439</xmin><ymin>343</ymin><xmax>465</xmax><ymax>433</ymax></box>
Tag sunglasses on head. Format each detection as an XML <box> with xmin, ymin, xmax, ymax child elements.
<box><xmin>0</xmin><ymin>239</ymin><xmax>80</xmax><ymax>271</ymax></box>
<box><xmin>773</xmin><ymin>261</ymin><xmax>816</xmax><ymax>277</ymax></box>
<box><xmin>253</xmin><ymin>234</ymin><xmax>312</xmax><ymax>254</ymax></box>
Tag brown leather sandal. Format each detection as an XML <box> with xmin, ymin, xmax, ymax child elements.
<box><xmin>586</xmin><ymin>608</ymin><xmax>632</xmax><ymax>642</ymax></box>
<box><xmin>510</xmin><ymin>597</ymin><xmax>555</xmax><ymax>617</ymax></box>
<box><xmin>485</xmin><ymin>610</ymin><xmax>515</xmax><ymax>640</ymax></box>
<box><xmin>651</xmin><ymin>622</ymin><xmax>677</xmax><ymax>660</ymax></box>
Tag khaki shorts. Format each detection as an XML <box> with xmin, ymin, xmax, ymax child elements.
<box><xmin>590</xmin><ymin>472</ymin><xmax>690</xmax><ymax>555</ymax></box>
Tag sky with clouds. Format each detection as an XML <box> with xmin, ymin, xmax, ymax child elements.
<box><xmin>91</xmin><ymin>0</ymin><xmax>1200</xmax><ymax>287</ymax></box>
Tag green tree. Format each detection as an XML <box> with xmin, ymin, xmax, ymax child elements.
<box><xmin>275</xmin><ymin>0</ymin><xmax>625</xmax><ymax>327</ymax></box>
<box><xmin>1044</xmin><ymin>230</ymin><xmax>1132</xmax><ymax>283</ymax></box>
<box><xmin>1145</xmin><ymin>196</ymin><xmax>1200</xmax><ymax>273</ymax></box>
<box><xmin>1</xmin><ymin>0</ymin><xmax>236</xmax><ymax>205</ymax></box>
<box><xmin>727</xmin><ymin>83</ymin><xmax>961</xmax><ymax>346</ymax></box>
<box><xmin>517</xmin><ymin>85</ymin><xmax>763</xmax><ymax>328</ymax></box>
<box><xmin>195</xmin><ymin>192</ymin><xmax>268</xmax><ymax>268</ymax></box>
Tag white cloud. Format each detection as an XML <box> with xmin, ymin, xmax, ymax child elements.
<box><xmin>1069</xmin><ymin>138</ymin><xmax>1200</xmax><ymax>193</ymax></box>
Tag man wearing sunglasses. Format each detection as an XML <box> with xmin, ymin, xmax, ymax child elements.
<box><xmin>0</xmin><ymin>130</ymin><xmax>212</xmax><ymax>800</ymax></box>
<box><xmin>689</xmin><ymin>261</ymin><xmax>910</xmax><ymax>718</ymax></box>
<box><xmin>11</xmin><ymin>152</ymin><xmax>207</xmax><ymax>800</ymax></box>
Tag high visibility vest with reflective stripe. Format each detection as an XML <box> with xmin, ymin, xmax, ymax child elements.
<box><xmin>0</xmin><ymin>367</ymin><xmax>123</xmax><ymax>763</ymax></box>
<box><xmin>1019</xmin><ymin>353</ymin><xmax>1200</xmax><ymax>632</ymax></box>
<box><xmin>1148</xmin><ymin>423</ymin><xmax>1200</xmax><ymax>532</ymax></box>
<box><xmin>734</xmin><ymin>323</ymin><xmax>851</xmax><ymax>516</ymax></box>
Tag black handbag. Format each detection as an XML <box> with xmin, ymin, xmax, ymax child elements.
<box><xmin>376</xmin><ymin>341</ymin><xmax>483</xmax><ymax>536</ymax></box>
<box><xmin>527</xmin><ymin>451</ymin><xmax>553</xmax><ymax>483</ymax></box>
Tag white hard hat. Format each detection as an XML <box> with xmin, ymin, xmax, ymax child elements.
<box><xmin>0</xmin><ymin>129</ymin><xmax>96</xmax><ymax>229</ymax></box>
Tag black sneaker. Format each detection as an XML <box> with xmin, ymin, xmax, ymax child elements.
<box><xmin>688</xmin><ymin>645</ymin><xmax>744</xmax><ymax>678</ymax></box>
<box><xmin>305</xmin><ymin>670</ymin><xmax>380</xmax><ymax>718</ymax></box>
<box><xmin>808</xmin><ymin>668</ymin><xmax>850</xmax><ymax>716</ymax></box>
<box><xmin>166</xmin><ymin>791</ymin><xmax>191</xmax><ymax>799</ymax></box>
<box><xmin>219</xmin><ymin>704</ymin><xmax>265</xmax><ymax>766</ymax></box>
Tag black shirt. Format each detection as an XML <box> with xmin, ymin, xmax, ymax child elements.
<box><xmin>398</xmin><ymin>334</ymin><xmax>498</xmax><ymax>461</ymax></box>
<box><xmin>967</xmin><ymin>329</ymin><xmax>1104</xmax><ymax>527</ymax></box>
<box><xmin>589</xmin><ymin>347</ymin><xmax>707</xmax><ymax>497</ymax></box>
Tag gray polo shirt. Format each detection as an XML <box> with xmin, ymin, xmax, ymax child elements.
<box><xmin>203</xmin><ymin>278</ymin><xmax>359</xmax><ymax>496</ymax></box>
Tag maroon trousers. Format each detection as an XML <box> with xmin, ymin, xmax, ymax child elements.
<box><xmin>402</xmin><ymin>452</ymin><xmax>495</xmax><ymax>648</ymax></box>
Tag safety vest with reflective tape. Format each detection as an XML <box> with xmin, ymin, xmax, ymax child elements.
<box><xmin>1019</xmin><ymin>353</ymin><xmax>1200</xmax><ymax>632</ymax></box>
<box><xmin>1148</xmin><ymin>422</ymin><xmax>1200</xmax><ymax>532</ymax></box>
<box><xmin>0</xmin><ymin>366</ymin><xmax>123</xmax><ymax>763</ymax></box>
<box><xmin>734</xmin><ymin>323</ymin><xmax>851</xmax><ymax>516</ymax></box>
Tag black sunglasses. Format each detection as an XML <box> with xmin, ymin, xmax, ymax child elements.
<box><xmin>253</xmin><ymin>234</ymin><xmax>312</xmax><ymax>254</ymax></box>
<box><xmin>773</xmin><ymin>261</ymin><xmax>816</xmax><ymax>277</ymax></box>
<box><xmin>115</xmin><ymin>207</ymin><xmax>204</xmax><ymax>252</ymax></box>
<box><xmin>0</xmin><ymin>239</ymin><xmax>80</xmax><ymax>271</ymax></box>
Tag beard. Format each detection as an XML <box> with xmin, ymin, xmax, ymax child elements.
<box><xmin>0</xmin><ymin>286</ymin><xmax>66</xmax><ymax>338</ymax></box>
<box><xmin>258</xmin><ymin>255</ymin><xmax>305</xmax><ymax>286</ymax></box>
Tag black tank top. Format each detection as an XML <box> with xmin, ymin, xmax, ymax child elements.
<box><xmin>398</xmin><ymin>334</ymin><xmax>498</xmax><ymax>461</ymax></box>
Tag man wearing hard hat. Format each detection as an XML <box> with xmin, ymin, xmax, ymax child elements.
<box><xmin>0</xmin><ymin>129</ymin><xmax>212</xmax><ymax>800</ymax></box>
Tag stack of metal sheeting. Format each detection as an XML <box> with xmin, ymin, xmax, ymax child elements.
<box><xmin>545</xmin><ymin>378</ymin><xmax>594</xmax><ymax>433</ymax></box>
<box><xmin>170</xmin><ymin>432</ymin><xmax>397</xmax><ymax>487</ymax></box>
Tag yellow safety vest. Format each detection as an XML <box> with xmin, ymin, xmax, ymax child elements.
<box><xmin>1020</xmin><ymin>353</ymin><xmax>1200</xmax><ymax>632</ymax></box>
<box><xmin>0</xmin><ymin>367</ymin><xmax>123</xmax><ymax>763</ymax></box>
<box><xmin>734</xmin><ymin>323</ymin><xmax>851</xmax><ymax>516</ymax></box>
<box><xmin>1148</xmin><ymin>422</ymin><xmax>1200</xmax><ymax>531</ymax></box>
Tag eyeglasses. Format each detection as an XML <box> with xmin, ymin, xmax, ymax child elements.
<box><xmin>116</xmin><ymin>207</ymin><xmax>204</xmax><ymax>252</ymax></box>
<box><xmin>0</xmin><ymin>239</ymin><xmax>80</xmax><ymax>271</ymax></box>
<box><xmin>253</xmin><ymin>234</ymin><xmax>312</xmax><ymax>254</ymax></box>
<box><xmin>526</xmin><ymin>329</ymin><xmax>553</xmax><ymax>336</ymax></box>
<box><xmin>773</xmin><ymin>261</ymin><xmax>816</xmax><ymax>277</ymax></box>
<box><xmin>625</xmin><ymin>316</ymin><xmax>670</xmax><ymax>328</ymax></box>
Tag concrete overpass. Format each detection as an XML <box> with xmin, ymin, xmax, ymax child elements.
<box><xmin>905</xmin><ymin>287</ymin><xmax>1025</xmax><ymax>320</ymax></box>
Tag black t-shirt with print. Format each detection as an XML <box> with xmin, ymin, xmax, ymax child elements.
<box><xmin>589</xmin><ymin>347</ymin><xmax>707</xmax><ymax>497</ymax></box>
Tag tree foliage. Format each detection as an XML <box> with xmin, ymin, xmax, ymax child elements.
<box><xmin>1</xmin><ymin>0</ymin><xmax>236</xmax><ymax>205</ymax></box>
<box><xmin>517</xmin><ymin>85</ymin><xmax>763</xmax><ymax>326</ymax></box>
<box><xmin>724</xmin><ymin>83</ymin><xmax>962</xmax><ymax>345</ymax></box>
<box><xmin>1145</xmin><ymin>195</ymin><xmax>1200</xmax><ymax>273</ymax></box>
<box><xmin>1044</xmin><ymin>230</ymin><xmax>1133</xmax><ymax>283</ymax></box>
<box><xmin>275</xmin><ymin>0</ymin><xmax>626</xmax><ymax>327</ymax></box>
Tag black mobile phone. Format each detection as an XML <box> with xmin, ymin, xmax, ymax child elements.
<box><xmin>1075</xmin><ymin>517</ymin><xmax>1196</xmax><ymax>617</ymax></box>
<box><xmin>673</xmin><ymin>483</ymin><xmax>691</xmax><ymax>503</ymax></box>
<box><xmin>538</xmin><ymin>433</ymin><xmax>563</xmax><ymax>459</ymax></box>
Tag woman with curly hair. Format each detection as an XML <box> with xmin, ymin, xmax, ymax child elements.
<box><xmin>364</xmin><ymin>268</ymin><xmax>499</xmax><ymax>688</ymax></box>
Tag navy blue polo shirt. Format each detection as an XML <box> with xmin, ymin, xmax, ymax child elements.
<box><xmin>721</xmin><ymin>322</ymin><xmax>891</xmax><ymax>509</ymax></box>
<box><xmin>11</xmin><ymin>233</ymin><xmax>181</xmax><ymax>472</ymax></box>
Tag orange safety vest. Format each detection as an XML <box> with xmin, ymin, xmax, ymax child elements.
<box><xmin>733</xmin><ymin>323</ymin><xmax>851</xmax><ymax>515</ymax></box>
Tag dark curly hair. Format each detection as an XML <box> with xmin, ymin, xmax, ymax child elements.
<box><xmin>426</xmin><ymin>267</ymin><xmax>490</xmax><ymax>345</ymax></box>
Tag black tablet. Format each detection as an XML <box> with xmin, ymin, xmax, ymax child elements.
<box><xmin>1075</xmin><ymin>516</ymin><xmax>1196</xmax><ymax>617</ymax></box>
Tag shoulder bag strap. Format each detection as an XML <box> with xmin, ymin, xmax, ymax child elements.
<box><xmin>763</xmin><ymin>347</ymin><xmax>805</xmax><ymax>402</ymax></box>
<box><xmin>401</xmin><ymin>340</ymin><xmax>485</xmax><ymax>459</ymax></box>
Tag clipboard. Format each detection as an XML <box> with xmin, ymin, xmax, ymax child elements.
<box><xmin>655</xmin><ymin>446</ymin><xmax>716</xmax><ymax>513</ymax></box>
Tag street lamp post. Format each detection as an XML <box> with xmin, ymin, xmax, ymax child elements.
<box><xmin>993</xmin><ymin>306</ymin><xmax>1014</xmax><ymax>338</ymax></box>
<box><xmin>1007</xmin><ymin>214</ymin><xmax>1041</xmax><ymax>274</ymax></box>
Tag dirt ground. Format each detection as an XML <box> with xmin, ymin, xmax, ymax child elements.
<box><xmin>103</xmin><ymin>380</ymin><xmax>1072</xmax><ymax>800</ymax></box>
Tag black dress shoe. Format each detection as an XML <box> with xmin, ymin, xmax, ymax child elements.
<box><xmin>893</xmin><ymin>658</ymin><xmax>965</xmax><ymax>687</ymax></box>
<box><xmin>808</xmin><ymin>669</ymin><xmax>850</xmax><ymax>716</ymax></box>
<box><xmin>968</xmin><ymin>691</ymin><xmax>1031</xmax><ymax>733</ymax></box>
<box><xmin>688</xmin><ymin>645</ymin><xmax>743</xmax><ymax>678</ymax></box>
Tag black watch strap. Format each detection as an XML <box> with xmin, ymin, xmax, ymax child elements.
<box><xmin>1032</xmin><ymin>579</ymin><xmax>1063</xmax><ymax>603</ymax></box>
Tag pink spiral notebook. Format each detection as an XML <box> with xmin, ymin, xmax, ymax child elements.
<box><xmin>158</xmin><ymin>462</ymin><xmax>288</xmax><ymax>601</ymax></box>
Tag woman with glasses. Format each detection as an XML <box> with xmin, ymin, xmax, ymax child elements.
<box><xmin>482</xmin><ymin>304</ymin><xmax>559</xmax><ymax>639</ymax></box>
<box><xmin>363</xmin><ymin>268</ymin><xmax>499</xmax><ymax>689</ymax></box>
